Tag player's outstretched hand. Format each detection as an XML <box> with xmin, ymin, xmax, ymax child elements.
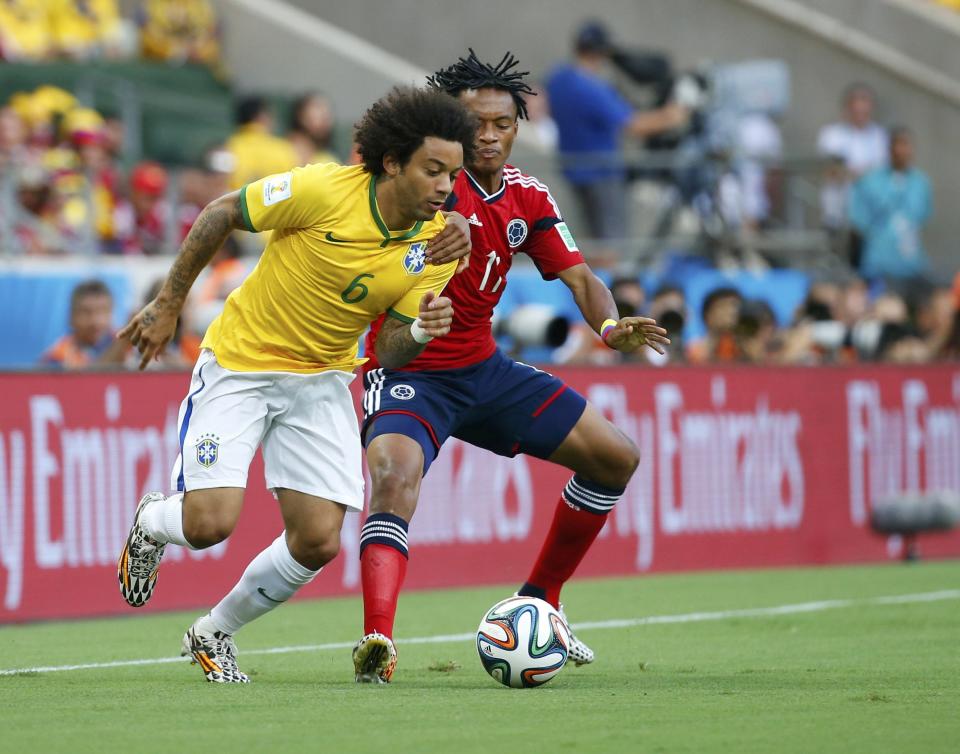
<box><xmin>428</xmin><ymin>211</ymin><xmax>471</xmax><ymax>273</ymax></box>
<box><xmin>117</xmin><ymin>298</ymin><xmax>179</xmax><ymax>370</ymax></box>
<box><xmin>417</xmin><ymin>291</ymin><xmax>454</xmax><ymax>339</ymax></box>
<box><xmin>604</xmin><ymin>316</ymin><xmax>671</xmax><ymax>355</ymax></box>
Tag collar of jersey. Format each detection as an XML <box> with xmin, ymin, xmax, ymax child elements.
<box><xmin>464</xmin><ymin>169</ymin><xmax>506</xmax><ymax>204</ymax></box>
<box><xmin>368</xmin><ymin>174</ymin><xmax>424</xmax><ymax>247</ymax></box>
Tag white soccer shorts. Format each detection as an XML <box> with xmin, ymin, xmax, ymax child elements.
<box><xmin>169</xmin><ymin>349</ymin><xmax>364</xmax><ymax>510</ymax></box>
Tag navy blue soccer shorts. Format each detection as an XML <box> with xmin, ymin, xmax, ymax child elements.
<box><xmin>361</xmin><ymin>349</ymin><xmax>587</xmax><ymax>474</ymax></box>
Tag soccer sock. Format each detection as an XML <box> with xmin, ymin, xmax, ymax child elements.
<box><xmin>359</xmin><ymin>513</ymin><xmax>409</xmax><ymax>638</ymax></box>
<box><xmin>519</xmin><ymin>475</ymin><xmax>623</xmax><ymax>608</ymax></box>
<box><xmin>139</xmin><ymin>493</ymin><xmax>194</xmax><ymax>548</ymax></box>
<box><xmin>208</xmin><ymin>532</ymin><xmax>319</xmax><ymax>636</ymax></box>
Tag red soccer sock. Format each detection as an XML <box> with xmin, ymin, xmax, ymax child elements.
<box><xmin>522</xmin><ymin>497</ymin><xmax>609</xmax><ymax>608</ymax></box>
<box><xmin>361</xmin><ymin>543</ymin><xmax>408</xmax><ymax>637</ymax></box>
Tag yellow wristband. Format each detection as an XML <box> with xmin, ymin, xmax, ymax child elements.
<box><xmin>599</xmin><ymin>318</ymin><xmax>618</xmax><ymax>345</ymax></box>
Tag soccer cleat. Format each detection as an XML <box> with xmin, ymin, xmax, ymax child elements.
<box><xmin>181</xmin><ymin>618</ymin><xmax>250</xmax><ymax>684</ymax></box>
<box><xmin>117</xmin><ymin>492</ymin><xmax>168</xmax><ymax>607</ymax></box>
<box><xmin>558</xmin><ymin>603</ymin><xmax>595</xmax><ymax>666</ymax></box>
<box><xmin>353</xmin><ymin>632</ymin><xmax>397</xmax><ymax>683</ymax></box>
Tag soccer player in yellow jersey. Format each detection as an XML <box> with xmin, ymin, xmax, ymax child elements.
<box><xmin>115</xmin><ymin>87</ymin><xmax>477</xmax><ymax>683</ymax></box>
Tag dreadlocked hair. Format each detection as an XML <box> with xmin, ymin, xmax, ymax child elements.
<box><xmin>354</xmin><ymin>86</ymin><xmax>478</xmax><ymax>176</ymax></box>
<box><xmin>428</xmin><ymin>49</ymin><xmax>535</xmax><ymax>120</ymax></box>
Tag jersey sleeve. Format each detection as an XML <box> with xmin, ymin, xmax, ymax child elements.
<box><xmin>240</xmin><ymin>162</ymin><xmax>339</xmax><ymax>232</ymax></box>
<box><xmin>386</xmin><ymin>261</ymin><xmax>458</xmax><ymax>323</ymax></box>
<box><xmin>522</xmin><ymin>187</ymin><xmax>585</xmax><ymax>280</ymax></box>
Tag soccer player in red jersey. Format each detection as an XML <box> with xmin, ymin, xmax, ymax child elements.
<box><xmin>354</xmin><ymin>51</ymin><xmax>670</xmax><ymax>683</ymax></box>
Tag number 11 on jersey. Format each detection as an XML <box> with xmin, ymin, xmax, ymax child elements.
<box><xmin>479</xmin><ymin>250</ymin><xmax>503</xmax><ymax>293</ymax></box>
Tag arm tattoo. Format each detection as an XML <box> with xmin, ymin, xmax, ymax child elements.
<box><xmin>375</xmin><ymin>317</ymin><xmax>426</xmax><ymax>369</ymax></box>
<box><xmin>158</xmin><ymin>192</ymin><xmax>245</xmax><ymax>310</ymax></box>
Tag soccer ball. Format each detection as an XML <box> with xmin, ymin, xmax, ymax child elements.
<box><xmin>476</xmin><ymin>596</ymin><xmax>571</xmax><ymax>688</ymax></box>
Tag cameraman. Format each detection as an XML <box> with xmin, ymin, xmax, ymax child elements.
<box><xmin>546</xmin><ymin>19</ymin><xmax>688</xmax><ymax>246</ymax></box>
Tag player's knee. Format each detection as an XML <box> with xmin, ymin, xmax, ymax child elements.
<box><xmin>287</xmin><ymin>528</ymin><xmax>340</xmax><ymax>570</ymax></box>
<box><xmin>183</xmin><ymin>513</ymin><xmax>234</xmax><ymax>549</ymax></box>
<box><xmin>595</xmin><ymin>434</ymin><xmax>640</xmax><ymax>490</ymax></box>
<box><xmin>369</xmin><ymin>462</ymin><xmax>421</xmax><ymax>517</ymax></box>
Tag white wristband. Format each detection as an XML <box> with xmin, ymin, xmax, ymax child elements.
<box><xmin>410</xmin><ymin>318</ymin><xmax>434</xmax><ymax>344</ymax></box>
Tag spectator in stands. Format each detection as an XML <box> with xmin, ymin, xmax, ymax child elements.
<box><xmin>40</xmin><ymin>279</ymin><xmax>128</xmax><ymax>368</ymax></box>
<box><xmin>172</xmin><ymin>144</ymin><xmax>234</xmax><ymax>247</ymax></box>
<box><xmin>817</xmin><ymin>84</ymin><xmax>888</xmax><ymax>263</ymax></box>
<box><xmin>139</xmin><ymin>0</ymin><xmax>219</xmax><ymax>67</ymax></box>
<box><xmin>50</xmin><ymin>0</ymin><xmax>125</xmax><ymax>60</ymax></box>
<box><xmin>939</xmin><ymin>273</ymin><xmax>960</xmax><ymax>359</ymax></box>
<box><xmin>0</xmin><ymin>0</ymin><xmax>54</xmax><ymax>61</ymax></box>
<box><xmin>546</xmin><ymin>20</ymin><xmax>688</xmax><ymax>247</ymax></box>
<box><xmin>687</xmin><ymin>287</ymin><xmax>743</xmax><ymax>363</ymax></box>
<box><xmin>876</xmin><ymin>322</ymin><xmax>928</xmax><ymax>363</ymax></box>
<box><xmin>848</xmin><ymin>128</ymin><xmax>932</xmax><ymax>287</ymax></box>
<box><xmin>224</xmin><ymin>96</ymin><xmax>298</xmax><ymax>190</ymax></box>
<box><xmin>838</xmin><ymin>277</ymin><xmax>870</xmax><ymax>329</ymax></box>
<box><xmin>177</xmin><ymin>145</ymin><xmax>231</xmax><ymax>212</ymax></box>
<box><xmin>12</xmin><ymin>164</ymin><xmax>66</xmax><ymax>255</ymax></box>
<box><xmin>873</xmin><ymin>291</ymin><xmax>910</xmax><ymax>328</ymax></box>
<box><xmin>102</xmin><ymin>114</ymin><xmax>127</xmax><ymax>161</ymax></box>
<box><xmin>736</xmin><ymin>299</ymin><xmax>778</xmax><ymax>364</ymax></box>
<box><xmin>114</xmin><ymin>161</ymin><xmax>174</xmax><ymax>254</ymax></box>
<box><xmin>916</xmin><ymin>285</ymin><xmax>955</xmax><ymax>358</ymax></box>
<box><xmin>805</xmin><ymin>280</ymin><xmax>842</xmax><ymax>320</ymax></box>
<box><xmin>0</xmin><ymin>105</ymin><xmax>28</xmax><ymax>173</ymax></box>
<box><xmin>9</xmin><ymin>85</ymin><xmax>76</xmax><ymax>150</ymax></box>
<box><xmin>59</xmin><ymin>106</ymin><xmax>124</xmax><ymax>252</ymax></box>
<box><xmin>288</xmin><ymin>92</ymin><xmax>339</xmax><ymax>167</ymax></box>
<box><xmin>648</xmin><ymin>285</ymin><xmax>687</xmax><ymax>365</ymax></box>
<box><xmin>782</xmin><ymin>294</ymin><xmax>849</xmax><ymax>365</ymax></box>
<box><xmin>848</xmin><ymin>290</ymin><xmax>910</xmax><ymax>360</ymax></box>
<box><xmin>719</xmin><ymin>112</ymin><xmax>783</xmax><ymax>232</ymax></box>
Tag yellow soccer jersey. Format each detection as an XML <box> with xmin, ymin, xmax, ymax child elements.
<box><xmin>201</xmin><ymin>163</ymin><xmax>456</xmax><ymax>373</ymax></box>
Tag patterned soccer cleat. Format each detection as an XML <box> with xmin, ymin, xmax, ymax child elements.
<box><xmin>181</xmin><ymin>618</ymin><xmax>250</xmax><ymax>684</ymax></box>
<box><xmin>558</xmin><ymin>603</ymin><xmax>595</xmax><ymax>666</ymax></box>
<box><xmin>353</xmin><ymin>632</ymin><xmax>397</xmax><ymax>683</ymax></box>
<box><xmin>117</xmin><ymin>492</ymin><xmax>167</xmax><ymax>607</ymax></box>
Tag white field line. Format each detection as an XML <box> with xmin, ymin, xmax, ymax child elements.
<box><xmin>1</xmin><ymin>589</ymin><xmax>958</xmax><ymax>677</ymax></box>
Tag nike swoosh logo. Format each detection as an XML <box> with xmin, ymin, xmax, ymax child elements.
<box><xmin>325</xmin><ymin>232</ymin><xmax>351</xmax><ymax>243</ymax></box>
<box><xmin>257</xmin><ymin>587</ymin><xmax>287</xmax><ymax>603</ymax></box>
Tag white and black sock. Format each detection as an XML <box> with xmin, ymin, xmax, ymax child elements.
<box><xmin>208</xmin><ymin>532</ymin><xmax>319</xmax><ymax>636</ymax></box>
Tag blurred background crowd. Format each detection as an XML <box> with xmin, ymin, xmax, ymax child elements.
<box><xmin>2</xmin><ymin>0</ymin><xmax>959</xmax><ymax>371</ymax></box>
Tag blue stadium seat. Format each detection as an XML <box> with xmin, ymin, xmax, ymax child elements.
<box><xmin>502</xmin><ymin>266</ymin><xmax>582</xmax><ymax>320</ymax></box>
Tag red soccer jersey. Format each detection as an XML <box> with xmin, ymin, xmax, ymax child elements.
<box><xmin>364</xmin><ymin>166</ymin><xmax>584</xmax><ymax>371</ymax></box>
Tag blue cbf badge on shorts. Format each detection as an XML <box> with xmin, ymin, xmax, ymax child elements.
<box><xmin>403</xmin><ymin>242</ymin><xmax>427</xmax><ymax>275</ymax></box>
<box><xmin>196</xmin><ymin>434</ymin><xmax>220</xmax><ymax>468</ymax></box>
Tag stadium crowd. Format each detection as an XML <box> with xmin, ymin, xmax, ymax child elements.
<box><xmin>0</xmin><ymin>0</ymin><xmax>219</xmax><ymax>65</ymax></box>
<box><xmin>1</xmin><ymin>9</ymin><xmax>957</xmax><ymax>370</ymax></box>
<box><xmin>0</xmin><ymin>85</ymin><xmax>341</xmax><ymax>256</ymax></box>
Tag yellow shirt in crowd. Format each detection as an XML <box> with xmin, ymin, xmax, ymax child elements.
<box><xmin>202</xmin><ymin>163</ymin><xmax>456</xmax><ymax>374</ymax></box>
<box><xmin>225</xmin><ymin>122</ymin><xmax>299</xmax><ymax>191</ymax></box>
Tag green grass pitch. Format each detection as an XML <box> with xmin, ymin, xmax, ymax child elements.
<box><xmin>1</xmin><ymin>561</ymin><xmax>958</xmax><ymax>754</ymax></box>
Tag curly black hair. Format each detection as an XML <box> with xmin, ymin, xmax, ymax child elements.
<box><xmin>427</xmin><ymin>49</ymin><xmax>535</xmax><ymax>120</ymax></box>
<box><xmin>354</xmin><ymin>86</ymin><xmax>477</xmax><ymax>176</ymax></box>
